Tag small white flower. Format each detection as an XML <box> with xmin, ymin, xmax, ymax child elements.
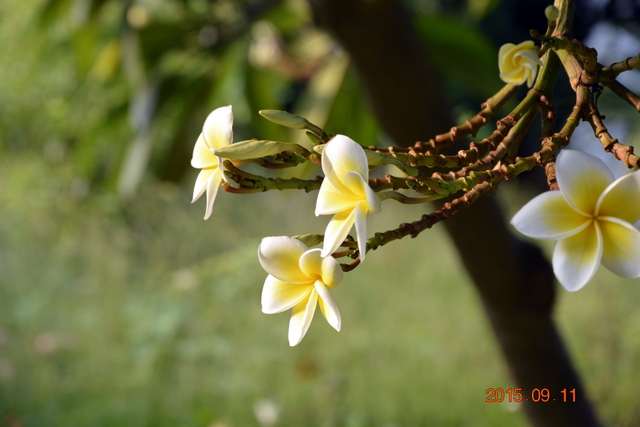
<box><xmin>498</xmin><ymin>41</ymin><xmax>543</xmax><ymax>87</ymax></box>
<box><xmin>511</xmin><ymin>149</ymin><xmax>640</xmax><ymax>291</ymax></box>
<box><xmin>191</xmin><ymin>105</ymin><xmax>234</xmax><ymax>219</ymax></box>
<box><xmin>315</xmin><ymin>135</ymin><xmax>381</xmax><ymax>261</ymax></box>
<box><xmin>259</xmin><ymin>236</ymin><xmax>343</xmax><ymax>346</ymax></box>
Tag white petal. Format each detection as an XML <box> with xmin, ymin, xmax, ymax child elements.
<box><xmin>556</xmin><ymin>149</ymin><xmax>613</xmax><ymax>215</ymax></box>
<box><xmin>261</xmin><ymin>275</ymin><xmax>313</xmax><ymax>314</ymax></box>
<box><xmin>321</xmin><ymin>208</ymin><xmax>356</xmax><ymax>257</ymax></box>
<box><xmin>203</xmin><ymin>169</ymin><xmax>223</xmax><ymax>220</ymax></box>
<box><xmin>353</xmin><ymin>203</ymin><xmax>369</xmax><ymax>261</ymax></box>
<box><xmin>599</xmin><ymin>217</ymin><xmax>640</xmax><ymax>278</ymax></box>
<box><xmin>363</xmin><ymin>178</ymin><xmax>381</xmax><ymax>214</ymax></box>
<box><xmin>315</xmin><ymin>281</ymin><xmax>341</xmax><ymax>332</ymax></box>
<box><xmin>511</xmin><ymin>191</ymin><xmax>590</xmax><ymax>239</ymax></box>
<box><xmin>322</xmin><ymin>135</ymin><xmax>369</xmax><ymax>193</ymax></box>
<box><xmin>258</xmin><ymin>236</ymin><xmax>310</xmax><ymax>283</ymax></box>
<box><xmin>203</xmin><ymin>105</ymin><xmax>233</xmax><ymax>149</ymax></box>
<box><xmin>597</xmin><ymin>170</ymin><xmax>640</xmax><ymax>224</ymax></box>
<box><xmin>288</xmin><ymin>290</ymin><xmax>318</xmax><ymax>346</ymax></box>
<box><xmin>517</xmin><ymin>47</ymin><xmax>543</xmax><ymax>66</ymax></box>
<box><xmin>552</xmin><ymin>221</ymin><xmax>602</xmax><ymax>292</ymax></box>
<box><xmin>525</xmin><ymin>66</ymin><xmax>538</xmax><ymax>87</ymax></box>
<box><xmin>192</xmin><ymin>168</ymin><xmax>214</xmax><ymax>202</ymax></box>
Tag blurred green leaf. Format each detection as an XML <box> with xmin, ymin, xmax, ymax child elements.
<box><xmin>324</xmin><ymin>67</ymin><xmax>380</xmax><ymax>145</ymax></box>
<box><xmin>415</xmin><ymin>14</ymin><xmax>501</xmax><ymax>99</ymax></box>
<box><xmin>37</xmin><ymin>0</ymin><xmax>73</xmax><ymax>27</ymax></box>
<box><xmin>465</xmin><ymin>0</ymin><xmax>504</xmax><ymax>20</ymax></box>
<box><xmin>244</xmin><ymin>61</ymin><xmax>290</xmax><ymax>141</ymax></box>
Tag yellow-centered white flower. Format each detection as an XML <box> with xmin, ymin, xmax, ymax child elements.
<box><xmin>191</xmin><ymin>105</ymin><xmax>233</xmax><ymax>219</ymax></box>
<box><xmin>511</xmin><ymin>149</ymin><xmax>640</xmax><ymax>291</ymax></box>
<box><xmin>258</xmin><ymin>236</ymin><xmax>343</xmax><ymax>346</ymax></box>
<box><xmin>315</xmin><ymin>135</ymin><xmax>381</xmax><ymax>261</ymax></box>
<box><xmin>498</xmin><ymin>41</ymin><xmax>543</xmax><ymax>87</ymax></box>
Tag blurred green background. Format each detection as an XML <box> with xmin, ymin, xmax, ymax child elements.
<box><xmin>2</xmin><ymin>0</ymin><xmax>640</xmax><ymax>426</ymax></box>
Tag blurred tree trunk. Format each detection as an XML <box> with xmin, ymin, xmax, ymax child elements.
<box><xmin>308</xmin><ymin>0</ymin><xmax>601</xmax><ymax>426</ymax></box>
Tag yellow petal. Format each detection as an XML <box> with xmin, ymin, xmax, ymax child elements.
<box><xmin>499</xmin><ymin>69</ymin><xmax>527</xmax><ymax>86</ymax></box>
<box><xmin>297</xmin><ymin>249</ymin><xmax>343</xmax><ymax>290</ymax></box>
<box><xmin>321</xmin><ymin>208</ymin><xmax>356</xmax><ymax>258</ymax></box>
<box><xmin>258</xmin><ymin>236</ymin><xmax>310</xmax><ymax>284</ymax></box>
<box><xmin>288</xmin><ymin>290</ymin><xmax>318</xmax><ymax>346</ymax></box>
<box><xmin>299</xmin><ymin>249</ymin><xmax>324</xmax><ymax>281</ymax></box>
<box><xmin>202</xmin><ymin>105</ymin><xmax>234</xmax><ymax>149</ymax></box>
<box><xmin>315</xmin><ymin>177</ymin><xmax>361</xmax><ymax>215</ymax></box>
<box><xmin>261</xmin><ymin>275</ymin><xmax>313</xmax><ymax>314</ymax></box>
<box><xmin>191</xmin><ymin>134</ymin><xmax>218</xmax><ymax>169</ymax></box>
<box><xmin>498</xmin><ymin>41</ymin><xmax>541</xmax><ymax>87</ymax></box>
<box><xmin>321</xmin><ymin>255</ymin><xmax>343</xmax><ymax>289</ymax></box>
<box><xmin>498</xmin><ymin>43</ymin><xmax>517</xmax><ymax>72</ymax></box>
<box><xmin>599</xmin><ymin>217</ymin><xmax>640</xmax><ymax>278</ymax></box>
<box><xmin>597</xmin><ymin>170</ymin><xmax>640</xmax><ymax>224</ymax></box>
<box><xmin>511</xmin><ymin>191</ymin><xmax>590</xmax><ymax>239</ymax></box>
<box><xmin>315</xmin><ymin>281</ymin><xmax>341</xmax><ymax>332</ymax></box>
<box><xmin>556</xmin><ymin>149</ymin><xmax>613</xmax><ymax>215</ymax></box>
<box><xmin>552</xmin><ymin>221</ymin><xmax>602</xmax><ymax>292</ymax></box>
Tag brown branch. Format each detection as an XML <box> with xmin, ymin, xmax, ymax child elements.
<box><xmin>603</xmin><ymin>79</ymin><xmax>640</xmax><ymax>112</ymax></box>
<box><xmin>309</xmin><ymin>0</ymin><xmax>601</xmax><ymax>425</ymax></box>
<box><xmin>600</xmin><ymin>53</ymin><xmax>640</xmax><ymax>80</ymax></box>
<box><xmin>584</xmin><ymin>100</ymin><xmax>640</xmax><ymax>168</ymax></box>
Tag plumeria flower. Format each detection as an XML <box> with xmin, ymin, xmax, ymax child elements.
<box><xmin>498</xmin><ymin>41</ymin><xmax>543</xmax><ymax>87</ymax></box>
<box><xmin>315</xmin><ymin>135</ymin><xmax>381</xmax><ymax>261</ymax></box>
<box><xmin>511</xmin><ymin>149</ymin><xmax>640</xmax><ymax>291</ymax></box>
<box><xmin>191</xmin><ymin>105</ymin><xmax>234</xmax><ymax>219</ymax></box>
<box><xmin>258</xmin><ymin>236</ymin><xmax>343</xmax><ymax>346</ymax></box>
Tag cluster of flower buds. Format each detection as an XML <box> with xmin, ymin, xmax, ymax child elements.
<box><xmin>189</xmin><ymin>5</ymin><xmax>640</xmax><ymax>345</ymax></box>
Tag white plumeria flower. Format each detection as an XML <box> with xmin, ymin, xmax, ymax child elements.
<box><xmin>498</xmin><ymin>41</ymin><xmax>543</xmax><ymax>87</ymax></box>
<box><xmin>191</xmin><ymin>105</ymin><xmax>234</xmax><ymax>219</ymax></box>
<box><xmin>315</xmin><ymin>135</ymin><xmax>381</xmax><ymax>261</ymax></box>
<box><xmin>511</xmin><ymin>149</ymin><xmax>640</xmax><ymax>291</ymax></box>
<box><xmin>258</xmin><ymin>236</ymin><xmax>343</xmax><ymax>346</ymax></box>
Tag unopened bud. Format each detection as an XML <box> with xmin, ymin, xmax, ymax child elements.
<box><xmin>259</xmin><ymin>110</ymin><xmax>309</xmax><ymax>130</ymax></box>
<box><xmin>305</xmin><ymin>130</ymin><xmax>323</xmax><ymax>145</ymax></box>
<box><xmin>214</xmin><ymin>139</ymin><xmax>308</xmax><ymax>160</ymax></box>
<box><xmin>545</xmin><ymin>5</ymin><xmax>559</xmax><ymax>21</ymax></box>
<box><xmin>292</xmin><ymin>234</ymin><xmax>324</xmax><ymax>247</ymax></box>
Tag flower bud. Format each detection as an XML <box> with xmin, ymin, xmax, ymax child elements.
<box><xmin>498</xmin><ymin>41</ymin><xmax>543</xmax><ymax>87</ymax></box>
<box><xmin>214</xmin><ymin>139</ymin><xmax>307</xmax><ymax>160</ymax></box>
<box><xmin>545</xmin><ymin>5</ymin><xmax>559</xmax><ymax>22</ymax></box>
<box><xmin>259</xmin><ymin>110</ymin><xmax>309</xmax><ymax>129</ymax></box>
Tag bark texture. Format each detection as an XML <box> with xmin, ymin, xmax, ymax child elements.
<box><xmin>308</xmin><ymin>0</ymin><xmax>601</xmax><ymax>425</ymax></box>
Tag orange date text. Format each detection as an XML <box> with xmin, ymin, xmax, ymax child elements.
<box><xmin>485</xmin><ymin>388</ymin><xmax>576</xmax><ymax>403</ymax></box>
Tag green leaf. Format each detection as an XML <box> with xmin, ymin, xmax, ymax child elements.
<box><xmin>324</xmin><ymin>67</ymin><xmax>380</xmax><ymax>145</ymax></box>
<box><xmin>415</xmin><ymin>14</ymin><xmax>501</xmax><ymax>98</ymax></box>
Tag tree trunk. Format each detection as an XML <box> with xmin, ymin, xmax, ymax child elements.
<box><xmin>308</xmin><ymin>0</ymin><xmax>601</xmax><ymax>425</ymax></box>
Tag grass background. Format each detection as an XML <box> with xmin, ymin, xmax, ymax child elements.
<box><xmin>1</xmin><ymin>152</ymin><xmax>640</xmax><ymax>426</ymax></box>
